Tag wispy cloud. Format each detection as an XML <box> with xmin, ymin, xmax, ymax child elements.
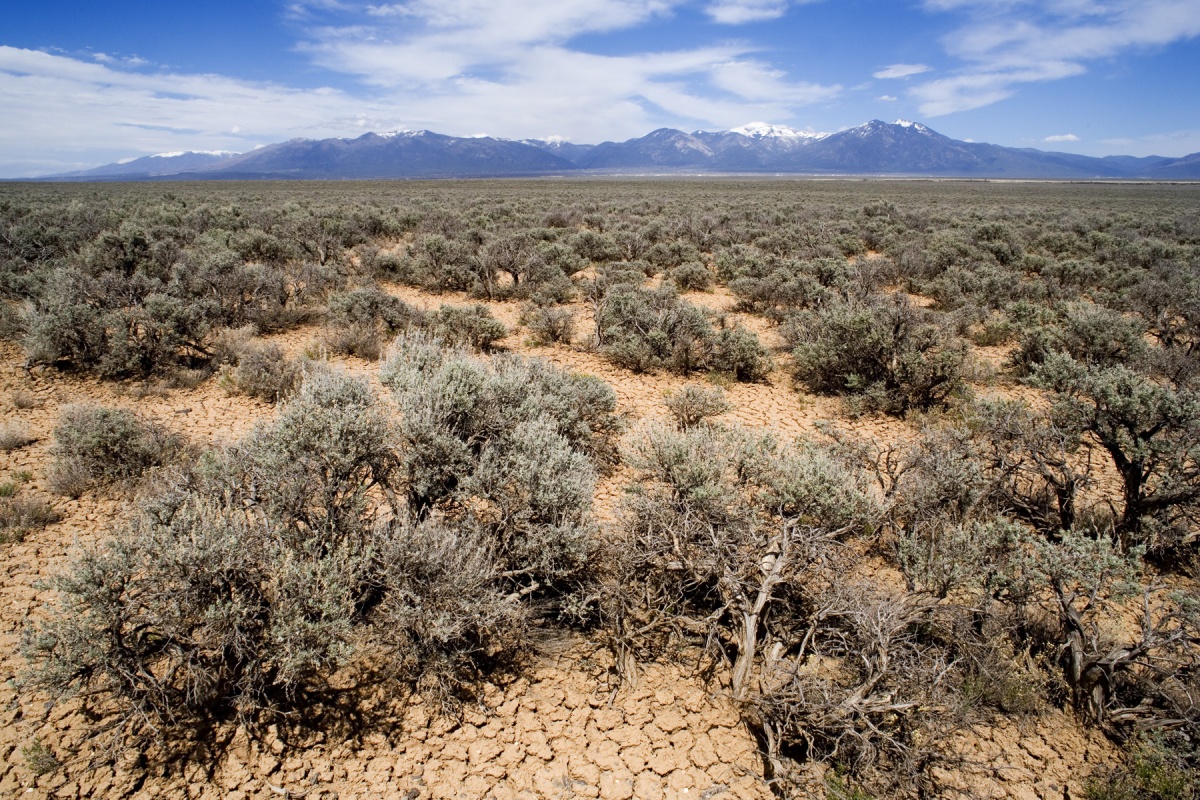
<box><xmin>873</xmin><ymin>63</ymin><xmax>932</xmax><ymax>79</ymax></box>
<box><xmin>911</xmin><ymin>0</ymin><xmax>1200</xmax><ymax>115</ymax></box>
<box><xmin>294</xmin><ymin>0</ymin><xmax>839</xmax><ymax>137</ymax></box>
<box><xmin>705</xmin><ymin>0</ymin><xmax>790</xmax><ymax>24</ymax></box>
<box><xmin>0</xmin><ymin>45</ymin><xmax>380</xmax><ymax>176</ymax></box>
<box><xmin>1043</xmin><ymin>133</ymin><xmax>1080</xmax><ymax>142</ymax></box>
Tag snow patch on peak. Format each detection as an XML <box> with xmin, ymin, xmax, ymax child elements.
<box><xmin>894</xmin><ymin>120</ymin><xmax>930</xmax><ymax>132</ymax></box>
<box><xmin>729</xmin><ymin>122</ymin><xmax>825</xmax><ymax>139</ymax></box>
<box><xmin>151</xmin><ymin>150</ymin><xmax>236</xmax><ymax>158</ymax></box>
<box><xmin>377</xmin><ymin>130</ymin><xmax>427</xmax><ymax>138</ymax></box>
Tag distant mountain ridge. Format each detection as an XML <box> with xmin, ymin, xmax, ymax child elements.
<box><xmin>31</xmin><ymin>120</ymin><xmax>1200</xmax><ymax>181</ymax></box>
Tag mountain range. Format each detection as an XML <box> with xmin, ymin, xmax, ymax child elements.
<box><xmin>32</xmin><ymin>120</ymin><xmax>1200</xmax><ymax>181</ymax></box>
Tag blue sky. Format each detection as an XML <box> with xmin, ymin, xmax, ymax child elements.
<box><xmin>2</xmin><ymin>0</ymin><xmax>1199</xmax><ymax>176</ymax></box>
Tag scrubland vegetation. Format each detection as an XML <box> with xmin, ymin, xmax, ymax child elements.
<box><xmin>2</xmin><ymin>178</ymin><xmax>1199</xmax><ymax>798</ymax></box>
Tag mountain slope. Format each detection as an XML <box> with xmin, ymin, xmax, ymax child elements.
<box><xmin>206</xmin><ymin>131</ymin><xmax>578</xmax><ymax>178</ymax></box>
<box><xmin>46</xmin><ymin>151</ymin><xmax>239</xmax><ymax>179</ymax></box>
<box><xmin>24</xmin><ymin>120</ymin><xmax>1200</xmax><ymax>181</ymax></box>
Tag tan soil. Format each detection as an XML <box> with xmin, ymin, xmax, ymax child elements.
<box><xmin>0</xmin><ymin>280</ymin><xmax>1121</xmax><ymax>799</ymax></box>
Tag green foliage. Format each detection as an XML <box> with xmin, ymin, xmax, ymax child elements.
<box><xmin>1086</xmin><ymin>736</ymin><xmax>1198</xmax><ymax>800</ymax></box>
<box><xmin>1010</xmin><ymin>302</ymin><xmax>1149</xmax><ymax>376</ymax></box>
<box><xmin>710</xmin><ymin>324</ymin><xmax>774</xmax><ymax>382</ymax></box>
<box><xmin>382</xmin><ymin>334</ymin><xmax>616</xmax><ymax>586</ymax></box>
<box><xmin>430</xmin><ymin>303</ymin><xmax>508</xmax><ymax>350</ymax></box>
<box><xmin>22</xmin><ymin>370</ymin><xmax>533</xmax><ymax>745</ymax></box>
<box><xmin>520</xmin><ymin>303</ymin><xmax>576</xmax><ymax>345</ymax></box>
<box><xmin>21</xmin><ymin>739</ymin><xmax>60</xmax><ymax>777</ymax></box>
<box><xmin>666</xmin><ymin>261</ymin><xmax>714</xmax><ymax>292</ymax></box>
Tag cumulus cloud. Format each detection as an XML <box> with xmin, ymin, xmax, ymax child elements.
<box><xmin>877</xmin><ymin>95</ymin><xmax>898</xmax><ymax>101</ymax></box>
<box><xmin>911</xmin><ymin>0</ymin><xmax>1200</xmax><ymax>115</ymax></box>
<box><xmin>873</xmin><ymin>63</ymin><xmax>932</xmax><ymax>79</ymax></box>
<box><xmin>1043</xmin><ymin>133</ymin><xmax>1080</xmax><ymax>142</ymax></box>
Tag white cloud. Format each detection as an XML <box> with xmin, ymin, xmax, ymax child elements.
<box><xmin>1043</xmin><ymin>133</ymin><xmax>1080</xmax><ymax>142</ymax></box>
<box><xmin>0</xmin><ymin>46</ymin><xmax>386</xmax><ymax>176</ymax></box>
<box><xmin>911</xmin><ymin>0</ymin><xmax>1200</xmax><ymax>115</ymax></box>
<box><xmin>877</xmin><ymin>94</ymin><xmax>898</xmax><ymax>101</ymax></box>
<box><xmin>873</xmin><ymin>63</ymin><xmax>932</xmax><ymax>79</ymax></box>
<box><xmin>294</xmin><ymin>1</ymin><xmax>840</xmax><ymax>139</ymax></box>
<box><xmin>705</xmin><ymin>0</ymin><xmax>789</xmax><ymax>23</ymax></box>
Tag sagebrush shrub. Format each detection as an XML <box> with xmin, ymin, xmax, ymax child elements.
<box><xmin>520</xmin><ymin>304</ymin><xmax>576</xmax><ymax>345</ymax></box>
<box><xmin>663</xmin><ymin>385</ymin><xmax>731</xmax><ymax>429</ymax></box>
<box><xmin>49</xmin><ymin>406</ymin><xmax>182</xmax><ymax>496</ymax></box>
<box><xmin>788</xmin><ymin>294</ymin><xmax>969</xmax><ymax>415</ymax></box>
<box><xmin>23</xmin><ymin>369</ymin><xmax>542</xmax><ymax>744</ymax></box>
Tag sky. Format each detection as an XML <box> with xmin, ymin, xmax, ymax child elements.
<box><xmin>2</xmin><ymin>0</ymin><xmax>1199</xmax><ymax>177</ymax></box>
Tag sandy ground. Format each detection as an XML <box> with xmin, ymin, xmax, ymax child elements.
<box><xmin>0</xmin><ymin>282</ymin><xmax>1121</xmax><ymax>799</ymax></box>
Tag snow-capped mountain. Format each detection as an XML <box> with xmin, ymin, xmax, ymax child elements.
<box><xmin>725</xmin><ymin>122</ymin><xmax>827</xmax><ymax>140</ymax></box>
<box><xmin>30</xmin><ymin>120</ymin><xmax>1200</xmax><ymax>181</ymax></box>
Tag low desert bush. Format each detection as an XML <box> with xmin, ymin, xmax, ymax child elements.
<box><xmin>429</xmin><ymin>304</ymin><xmax>508</xmax><ymax>350</ymax></box>
<box><xmin>1085</xmin><ymin>735</ymin><xmax>1198</xmax><ymax>800</ymax></box>
<box><xmin>218</xmin><ymin>340</ymin><xmax>303</xmax><ymax>402</ymax></box>
<box><xmin>321</xmin><ymin>286</ymin><xmax>427</xmax><ymax>360</ymax></box>
<box><xmin>787</xmin><ymin>294</ymin><xmax>969</xmax><ymax>416</ymax></box>
<box><xmin>596</xmin><ymin>283</ymin><xmax>770</xmax><ymax>380</ymax></box>
<box><xmin>22</xmin><ymin>361</ymin><xmax>607</xmax><ymax>748</ymax></box>
<box><xmin>48</xmin><ymin>406</ymin><xmax>183</xmax><ymax>496</ymax></box>
<box><xmin>382</xmin><ymin>333</ymin><xmax>617</xmax><ymax>584</ymax></box>
<box><xmin>663</xmin><ymin>385</ymin><xmax>731</xmax><ymax>429</ymax></box>
<box><xmin>710</xmin><ymin>325</ymin><xmax>774</xmax><ymax>382</ymax></box>
<box><xmin>0</xmin><ymin>496</ymin><xmax>62</xmax><ymax>543</ymax></box>
<box><xmin>22</xmin><ymin>370</ymin><xmax>532</xmax><ymax>744</ymax></box>
<box><xmin>0</xmin><ymin>422</ymin><xmax>36</xmax><ymax>452</ymax></box>
<box><xmin>520</xmin><ymin>304</ymin><xmax>576</xmax><ymax>345</ymax></box>
<box><xmin>667</xmin><ymin>262</ymin><xmax>714</xmax><ymax>292</ymax></box>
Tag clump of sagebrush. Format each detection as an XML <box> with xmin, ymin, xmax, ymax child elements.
<box><xmin>21</xmin><ymin>738</ymin><xmax>60</xmax><ymax>777</ymax></box>
<box><xmin>594</xmin><ymin>282</ymin><xmax>771</xmax><ymax>381</ymax></box>
<box><xmin>320</xmin><ymin>286</ymin><xmax>427</xmax><ymax>360</ymax></box>
<box><xmin>23</xmin><ymin>370</ymin><xmax>529</xmax><ymax>745</ymax></box>
<box><xmin>1085</xmin><ymin>734</ymin><xmax>1198</xmax><ymax>800</ymax></box>
<box><xmin>0</xmin><ymin>495</ymin><xmax>62</xmax><ymax>544</ymax></box>
<box><xmin>520</xmin><ymin>304</ymin><xmax>576</xmax><ymax>345</ymax></box>
<box><xmin>24</xmin><ymin>344</ymin><xmax>620</xmax><ymax>753</ymax></box>
<box><xmin>213</xmin><ymin>327</ymin><xmax>304</xmax><ymax>403</ymax></box>
<box><xmin>604</xmin><ymin>422</ymin><xmax>980</xmax><ymax>794</ymax></box>
<box><xmin>663</xmin><ymin>384</ymin><xmax>731</xmax><ymax>429</ymax></box>
<box><xmin>1029</xmin><ymin>352</ymin><xmax>1200</xmax><ymax>554</ymax></box>
<box><xmin>785</xmin><ymin>293</ymin><xmax>969</xmax><ymax>416</ymax></box>
<box><xmin>47</xmin><ymin>405</ymin><xmax>183</xmax><ymax>497</ymax></box>
<box><xmin>0</xmin><ymin>421</ymin><xmax>36</xmax><ymax>452</ymax></box>
<box><xmin>381</xmin><ymin>332</ymin><xmax>619</xmax><ymax>585</ymax></box>
<box><xmin>667</xmin><ymin>261</ymin><xmax>714</xmax><ymax>292</ymax></box>
<box><xmin>429</xmin><ymin>304</ymin><xmax>508</xmax><ymax>350</ymax></box>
